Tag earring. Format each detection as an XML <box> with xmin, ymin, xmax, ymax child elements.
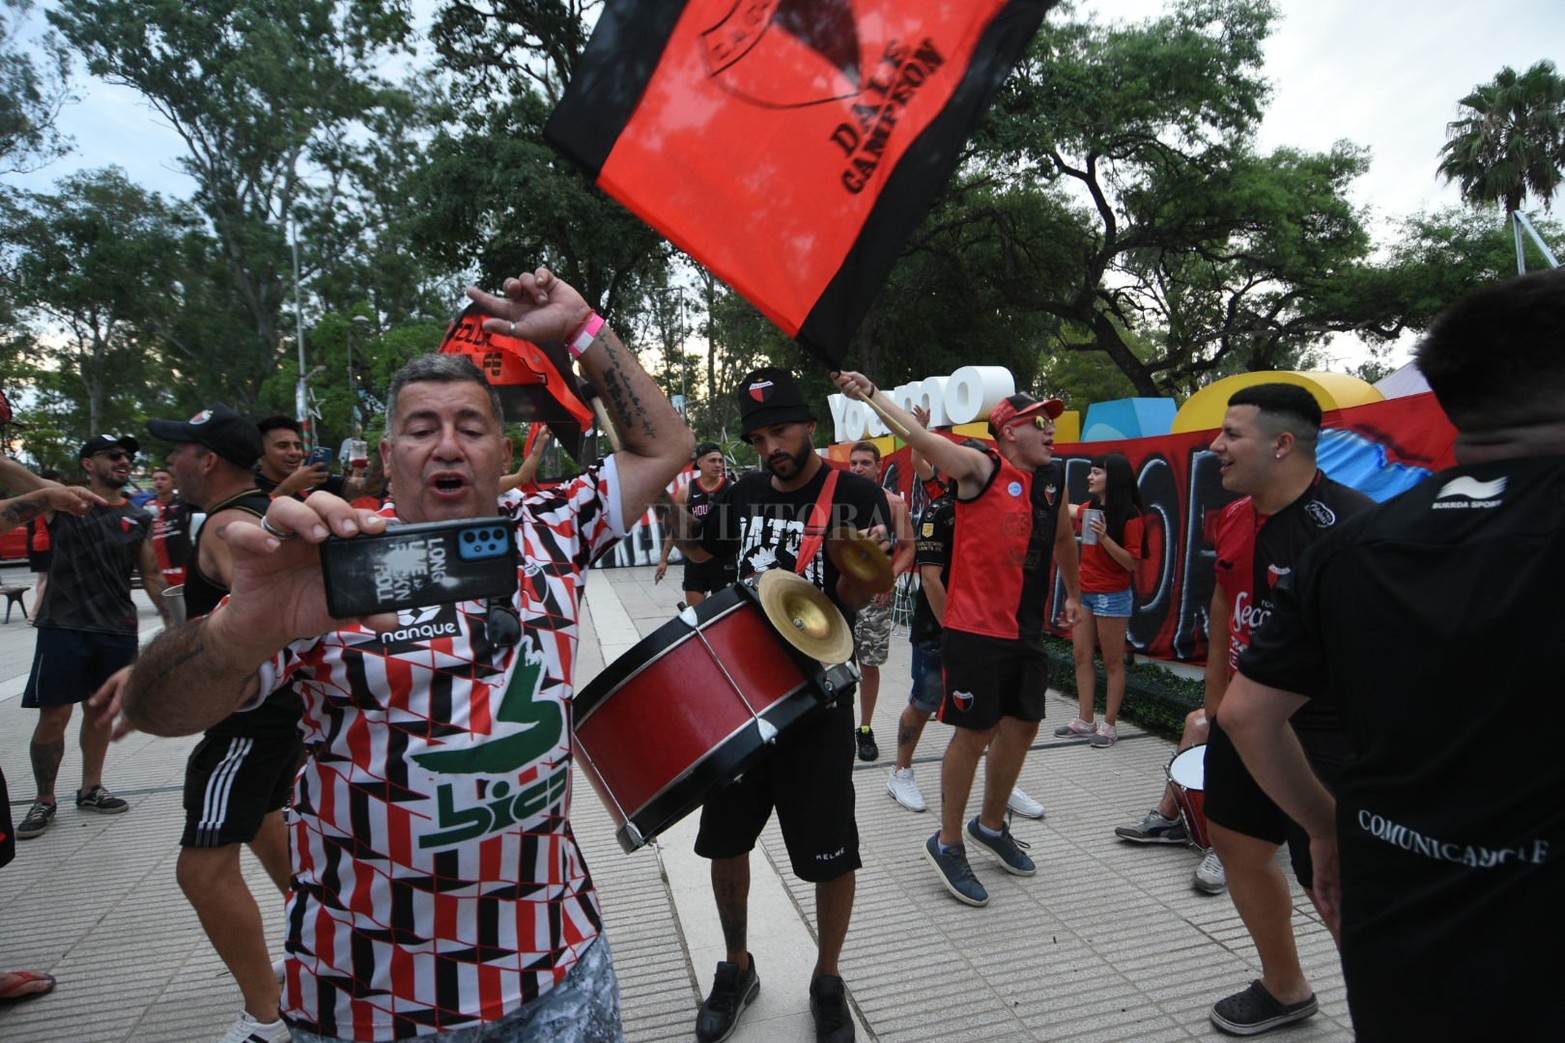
<box><xmin>1274</xmin><ymin>451</ymin><xmax>1283</xmax><ymax>459</ymax></box>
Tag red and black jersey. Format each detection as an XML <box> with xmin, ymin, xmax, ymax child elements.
<box><xmin>945</xmin><ymin>454</ymin><xmax>1066</xmax><ymax>642</ymax></box>
<box><xmin>1211</xmin><ymin>470</ymin><xmax>1372</xmax><ymax>733</ymax></box>
<box><xmin>147</xmin><ymin>496</ymin><xmax>194</xmax><ymax>586</ymax></box>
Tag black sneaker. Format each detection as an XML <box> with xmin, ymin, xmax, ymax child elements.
<box><xmin>1210</xmin><ymin>979</ymin><xmax>1318</xmax><ymax>1036</ymax></box>
<box><xmin>965</xmin><ymin>816</ymin><xmax>1036</xmax><ymax>876</ymax></box>
<box><xmin>16</xmin><ymin>801</ymin><xmax>56</xmax><ymax>839</ymax></box>
<box><xmin>856</xmin><ymin>726</ymin><xmax>878</xmax><ymax>762</ymax></box>
<box><xmin>75</xmin><ymin>785</ymin><xmax>129</xmax><ymax>814</ymax></box>
<box><xmin>695</xmin><ymin>954</ymin><xmax>760</xmax><ymax>1043</ymax></box>
<box><xmin>809</xmin><ymin>974</ymin><xmax>855</xmax><ymax>1042</ymax></box>
<box><xmin>922</xmin><ymin>833</ymin><xmax>988</xmax><ymax>907</ymax></box>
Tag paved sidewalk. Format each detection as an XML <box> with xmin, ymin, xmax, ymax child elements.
<box><xmin>0</xmin><ymin>569</ymin><xmax>1351</xmax><ymax>1042</ymax></box>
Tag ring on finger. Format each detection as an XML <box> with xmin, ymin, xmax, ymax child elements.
<box><xmin>260</xmin><ymin>516</ymin><xmax>297</xmax><ymax>541</ymax></box>
<box><xmin>509</xmin><ymin>321</ymin><xmax>517</xmax><ymax>338</ymax></box>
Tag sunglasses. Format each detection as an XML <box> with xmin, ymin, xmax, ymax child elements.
<box><xmin>1007</xmin><ymin>415</ymin><xmax>1054</xmax><ymax>431</ymax></box>
<box><xmin>484</xmin><ymin>597</ymin><xmax>521</xmax><ymax>649</ymax></box>
<box><xmin>97</xmin><ymin>449</ymin><xmax>135</xmax><ymax>462</ymax></box>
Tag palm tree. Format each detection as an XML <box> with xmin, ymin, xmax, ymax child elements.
<box><xmin>1438</xmin><ymin>60</ymin><xmax>1565</xmax><ymax>215</ymax></box>
<box><xmin>1437</xmin><ymin>60</ymin><xmax>1565</xmax><ymax>271</ymax></box>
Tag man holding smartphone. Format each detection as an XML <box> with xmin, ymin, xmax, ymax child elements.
<box><xmin>254</xmin><ymin>415</ymin><xmax>366</xmax><ymax>501</ymax></box>
<box><xmin>116</xmin><ymin>267</ymin><xmax>694</xmax><ymax>1043</ymax></box>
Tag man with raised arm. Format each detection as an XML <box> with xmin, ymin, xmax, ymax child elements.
<box><xmin>119</xmin><ymin>267</ymin><xmax>693</xmax><ymax>1043</ymax></box>
<box><xmin>833</xmin><ymin>373</ymin><xmax>1080</xmax><ymax>910</ymax></box>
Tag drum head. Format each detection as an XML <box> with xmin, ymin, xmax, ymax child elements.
<box><xmin>1167</xmin><ymin>743</ymin><xmax>1206</xmax><ymax>791</ymax></box>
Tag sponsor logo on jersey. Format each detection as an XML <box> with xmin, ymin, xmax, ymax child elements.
<box><xmin>1432</xmin><ymin>475</ymin><xmax>1507</xmax><ymax>510</ymax></box>
<box><xmin>380</xmin><ymin>603</ymin><xmax>459</xmax><ymax>644</ymax></box>
<box><xmin>1232</xmin><ymin>589</ymin><xmax>1271</xmax><ymax>632</ymax></box>
<box><xmin>1007</xmin><ymin>481</ymin><xmax>1023</xmax><ymax>497</ymax></box>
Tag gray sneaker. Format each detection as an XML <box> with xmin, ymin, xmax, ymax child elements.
<box><xmin>923</xmin><ymin>834</ymin><xmax>988</xmax><ymax>907</ymax></box>
<box><xmin>1194</xmin><ymin>848</ymin><xmax>1228</xmax><ymax>894</ymax></box>
<box><xmin>965</xmin><ymin>817</ymin><xmax>1036</xmax><ymax>876</ymax></box>
<box><xmin>1114</xmin><ymin>808</ymin><xmax>1187</xmax><ymax>844</ymax></box>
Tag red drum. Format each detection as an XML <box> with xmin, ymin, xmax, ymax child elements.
<box><xmin>573</xmin><ymin>579</ymin><xmax>856</xmax><ymax>853</ymax></box>
<box><xmin>1166</xmin><ymin>744</ymin><xmax>1209</xmax><ymax>850</ymax></box>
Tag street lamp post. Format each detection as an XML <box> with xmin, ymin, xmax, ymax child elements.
<box><xmin>348</xmin><ymin>315</ymin><xmax>372</xmax><ymax>434</ymax></box>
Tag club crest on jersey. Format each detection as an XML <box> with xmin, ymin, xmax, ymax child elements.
<box><xmin>1266</xmin><ymin>564</ymin><xmax>1291</xmax><ymax>589</ymax></box>
<box><xmin>119</xmin><ymin>516</ymin><xmax>138</xmax><ymax>533</ymax></box>
<box><xmin>1043</xmin><ymin>482</ymin><xmax>1058</xmax><ymax>507</ymax></box>
<box><xmin>951</xmin><ymin>689</ymin><xmax>975</xmax><ymax>712</ymax></box>
<box><xmin>1304</xmin><ymin>500</ymin><xmax>1336</xmax><ymax>527</ymax></box>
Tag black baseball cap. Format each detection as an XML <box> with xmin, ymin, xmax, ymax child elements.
<box><xmin>148</xmin><ymin>405</ymin><xmax>263</xmax><ymax>469</ymax></box>
<box><xmin>694</xmin><ymin>441</ymin><xmax>722</xmax><ymax>459</ymax></box>
<box><xmin>80</xmin><ymin>434</ymin><xmax>140</xmax><ymax>460</ymax></box>
<box><xmin>736</xmin><ymin>367</ymin><xmax>816</xmax><ymax>437</ymax></box>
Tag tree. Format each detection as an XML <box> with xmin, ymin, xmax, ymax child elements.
<box><xmin>0</xmin><ymin>0</ymin><xmax>73</xmax><ymax>180</ymax></box>
<box><xmin>3</xmin><ymin>167</ymin><xmax>196</xmax><ymax>433</ymax></box>
<box><xmin>48</xmin><ymin>0</ymin><xmax>418</xmax><ymax>404</ymax></box>
<box><xmin>1437</xmin><ymin>60</ymin><xmax>1565</xmax><ymax>218</ymax></box>
<box><xmin>941</xmin><ymin>0</ymin><xmax>1406</xmax><ymax>396</ymax></box>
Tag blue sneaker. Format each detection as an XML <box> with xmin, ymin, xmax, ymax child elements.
<box><xmin>923</xmin><ymin>833</ymin><xmax>988</xmax><ymax>907</ymax></box>
<box><xmin>965</xmin><ymin>817</ymin><xmax>1035</xmax><ymax>876</ymax></box>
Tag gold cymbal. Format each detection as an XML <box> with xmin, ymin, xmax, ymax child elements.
<box><xmin>757</xmin><ymin>570</ymin><xmax>855</xmax><ymax>665</ymax></box>
<box><xmin>825</xmin><ymin>527</ymin><xmax>894</xmax><ymax>594</ymax></box>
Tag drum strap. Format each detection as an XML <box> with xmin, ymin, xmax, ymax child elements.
<box><xmin>795</xmin><ymin>467</ymin><xmax>840</xmax><ymax>576</ymax></box>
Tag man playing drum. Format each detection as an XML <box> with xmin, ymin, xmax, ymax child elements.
<box><xmin>675</xmin><ymin>367</ymin><xmax>890</xmax><ymax>1043</ymax></box>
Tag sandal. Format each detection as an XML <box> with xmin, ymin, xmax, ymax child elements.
<box><xmin>0</xmin><ymin>969</ymin><xmax>56</xmax><ymax>1003</ymax></box>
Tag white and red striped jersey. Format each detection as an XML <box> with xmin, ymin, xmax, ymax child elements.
<box><xmin>255</xmin><ymin>460</ymin><xmax>626</xmax><ymax>1040</ymax></box>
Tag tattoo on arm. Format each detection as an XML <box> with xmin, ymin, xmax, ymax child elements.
<box><xmin>124</xmin><ymin>618</ymin><xmax>263</xmax><ymax>737</ymax></box>
<box><xmin>595</xmin><ymin>342</ymin><xmax>657</xmax><ymax>442</ymax></box>
<box><xmin>1</xmin><ymin>500</ymin><xmax>42</xmax><ymax>526</ymax></box>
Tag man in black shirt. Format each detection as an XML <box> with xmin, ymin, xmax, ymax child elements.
<box><xmin>254</xmin><ymin>415</ymin><xmax>365</xmax><ymax>501</ymax></box>
<box><xmin>1223</xmin><ymin>269</ymin><xmax>1565</xmax><ymax>1042</ymax></box>
<box><xmin>676</xmin><ymin>367</ymin><xmax>889</xmax><ymax>1043</ymax></box>
<box><xmin>7</xmin><ymin>436</ymin><xmax>171</xmax><ymax>840</ymax></box>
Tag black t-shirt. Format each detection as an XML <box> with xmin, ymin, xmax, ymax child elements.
<box><xmin>36</xmin><ymin>501</ymin><xmax>149</xmax><ymax>634</ymax></box>
<box><xmin>1238</xmin><ymin>455</ymin><xmax>1565</xmax><ymax>1041</ymax></box>
<box><xmin>683</xmin><ymin>474</ymin><xmax>737</xmax><ymax>583</ymax></box>
<box><xmin>909</xmin><ymin>497</ymin><xmax>954</xmax><ymax>645</ymax></box>
<box><xmin>698</xmin><ymin>463</ymin><xmax>890</xmax><ymax>623</ymax></box>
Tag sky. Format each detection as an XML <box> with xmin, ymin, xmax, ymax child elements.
<box><xmin>9</xmin><ymin>0</ymin><xmax>1564</xmax><ymax>370</ymax></box>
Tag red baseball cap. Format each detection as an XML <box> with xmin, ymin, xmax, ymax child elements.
<box><xmin>987</xmin><ymin>393</ymin><xmax>1064</xmax><ymax>437</ymax></box>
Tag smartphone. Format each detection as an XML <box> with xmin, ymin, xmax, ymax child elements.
<box><xmin>319</xmin><ymin>517</ymin><xmax>519</xmax><ymax>618</ymax></box>
<box><xmin>307</xmin><ymin>446</ymin><xmax>334</xmax><ymax>468</ymax></box>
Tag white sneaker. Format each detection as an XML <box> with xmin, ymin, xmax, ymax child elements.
<box><xmin>272</xmin><ymin>957</ymin><xmax>286</xmax><ymax>983</ymax></box>
<box><xmin>1007</xmin><ymin>787</ymin><xmax>1046</xmax><ymax>819</ymax></box>
<box><xmin>1052</xmin><ymin>718</ymin><xmax>1097</xmax><ymax>738</ymax></box>
<box><xmin>1193</xmin><ymin>848</ymin><xmax>1227</xmax><ymax>894</ymax></box>
<box><xmin>886</xmin><ymin>767</ymin><xmax>927</xmax><ymax>812</ymax></box>
<box><xmin>218</xmin><ymin>1010</ymin><xmax>290</xmax><ymax>1043</ymax></box>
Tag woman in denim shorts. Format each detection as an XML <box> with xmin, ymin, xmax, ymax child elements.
<box><xmin>1058</xmin><ymin>454</ymin><xmax>1147</xmax><ymax>748</ymax></box>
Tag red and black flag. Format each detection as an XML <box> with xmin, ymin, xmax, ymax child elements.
<box><xmin>546</xmin><ymin>0</ymin><xmax>1050</xmax><ymax>368</ymax></box>
<box><xmin>438</xmin><ymin>303</ymin><xmax>600</xmax><ymax>458</ymax></box>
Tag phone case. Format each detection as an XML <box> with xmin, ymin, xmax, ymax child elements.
<box><xmin>309</xmin><ymin>447</ymin><xmax>334</xmax><ymax>466</ymax></box>
<box><xmin>319</xmin><ymin>518</ymin><xmax>519</xmax><ymax>618</ymax></box>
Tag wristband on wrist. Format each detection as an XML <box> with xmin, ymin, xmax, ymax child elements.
<box><xmin>568</xmin><ymin>311</ymin><xmax>606</xmax><ymax>359</ymax></box>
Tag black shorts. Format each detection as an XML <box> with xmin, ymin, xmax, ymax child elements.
<box><xmin>181</xmin><ymin>728</ymin><xmax>303</xmax><ymax>847</ymax></box>
<box><xmin>694</xmin><ymin>698</ymin><xmax>859</xmax><ymax>882</ymax></box>
<box><xmin>1203</xmin><ymin>717</ymin><xmax>1345</xmax><ymax>891</ymax></box>
<box><xmin>683</xmin><ymin>558</ymin><xmax>737</xmax><ymax>595</ymax></box>
<box><xmin>22</xmin><ymin>628</ymin><xmax>138</xmax><ymax>708</ymax></box>
<box><xmin>937</xmin><ymin>630</ymin><xmax>1049</xmax><ymax>731</ymax></box>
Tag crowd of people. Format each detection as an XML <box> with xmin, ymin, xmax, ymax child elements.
<box><xmin>0</xmin><ymin>267</ymin><xmax>1558</xmax><ymax>1043</ymax></box>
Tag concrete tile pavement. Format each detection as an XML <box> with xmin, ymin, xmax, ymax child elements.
<box><xmin>0</xmin><ymin>568</ymin><xmax>1351</xmax><ymax>1042</ymax></box>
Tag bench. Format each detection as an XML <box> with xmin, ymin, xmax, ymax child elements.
<box><xmin>0</xmin><ymin>585</ymin><xmax>30</xmax><ymax>623</ymax></box>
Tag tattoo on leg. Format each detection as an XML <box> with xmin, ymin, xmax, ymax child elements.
<box><xmin>714</xmin><ymin>878</ymin><xmax>748</xmax><ymax>955</ymax></box>
<box><xmin>30</xmin><ymin>738</ymin><xmax>64</xmax><ymax>800</ymax></box>
<box><xmin>898</xmin><ymin>722</ymin><xmax>917</xmax><ymax>748</ymax></box>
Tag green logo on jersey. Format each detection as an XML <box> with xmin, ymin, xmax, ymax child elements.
<box><xmin>413</xmin><ymin>647</ymin><xmax>568</xmax><ymax>849</ymax></box>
